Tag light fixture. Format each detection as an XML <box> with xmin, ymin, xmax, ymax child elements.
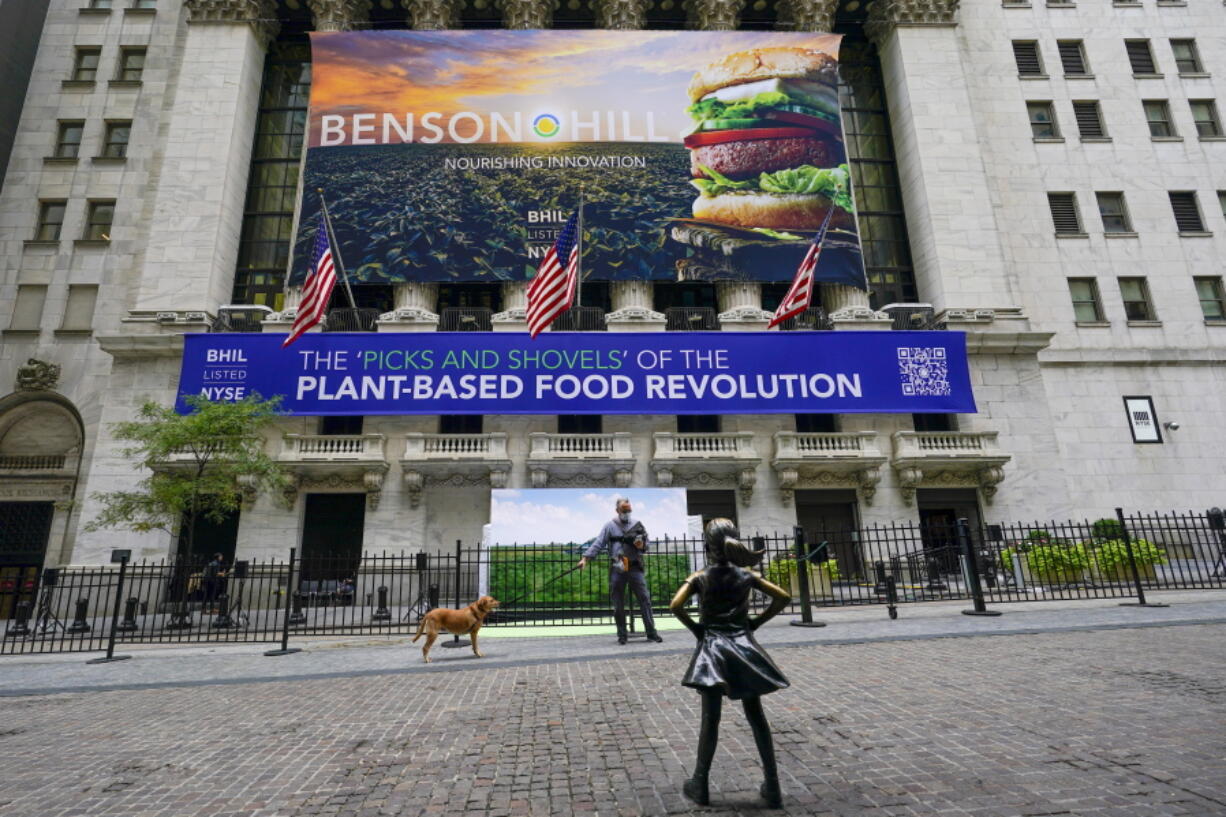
<box><xmin>1163</xmin><ymin>421</ymin><xmax>1180</xmax><ymax>431</ymax></box>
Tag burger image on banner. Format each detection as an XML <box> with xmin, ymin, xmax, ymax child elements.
<box><xmin>685</xmin><ymin>47</ymin><xmax>853</xmax><ymax>231</ymax></box>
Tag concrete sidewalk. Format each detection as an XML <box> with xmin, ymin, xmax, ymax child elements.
<box><xmin>3</xmin><ymin>588</ymin><xmax>1224</xmax><ymax>697</ymax></box>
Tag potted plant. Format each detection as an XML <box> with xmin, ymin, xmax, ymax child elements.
<box><xmin>1003</xmin><ymin>532</ymin><xmax>1090</xmax><ymax>586</ymax></box>
<box><xmin>764</xmin><ymin>554</ymin><xmax>839</xmax><ymax>599</ymax></box>
<box><xmin>1089</xmin><ymin>538</ymin><xmax>1167</xmax><ymax>583</ymax></box>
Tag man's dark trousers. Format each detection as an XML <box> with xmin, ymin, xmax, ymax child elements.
<box><xmin>610</xmin><ymin>565</ymin><xmax>656</xmax><ymax>638</ymax></box>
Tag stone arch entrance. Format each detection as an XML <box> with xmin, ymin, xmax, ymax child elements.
<box><xmin>0</xmin><ymin>390</ymin><xmax>85</xmax><ymax>584</ymax></box>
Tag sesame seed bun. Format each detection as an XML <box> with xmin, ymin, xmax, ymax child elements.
<box><xmin>687</xmin><ymin>47</ymin><xmax>839</xmax><ymax>103</ymax></box>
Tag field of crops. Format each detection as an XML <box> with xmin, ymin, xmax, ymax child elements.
<box><xmin>292</xmin><ymin>142</ymin><xmax>694</xmax><ymax>285</ymax></box>
<box><xmin>488</xmin><ymin>546</ymin><xmax>694</xmax><ymax>606</ymax></box>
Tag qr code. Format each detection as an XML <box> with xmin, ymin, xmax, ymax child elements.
<box><xmin>898</xmin><ymin>347</ymin><xmax>950</xmax><ymax>396</ymax></box>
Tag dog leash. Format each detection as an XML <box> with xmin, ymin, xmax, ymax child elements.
<box><xmin>496</xmin><ymin>564</ymin><xmax>583</xmax><ymax>610</ymax></box>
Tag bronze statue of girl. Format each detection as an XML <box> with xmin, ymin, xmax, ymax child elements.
<box><xmin>669</xmin><ymin>518</ymin><xmax>792</xmax><ymax>808</ymax></box>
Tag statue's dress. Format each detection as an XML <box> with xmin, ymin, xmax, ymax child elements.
<box><xmin>681</xmin><ymin>565</ymin><xmax>790</xmax><ymax>700</ymax></box>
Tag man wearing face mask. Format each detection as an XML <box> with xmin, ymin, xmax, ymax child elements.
<box><xmin>578</xmin><ymin>496</ymin><xmax>663</xmax><ymax>645</ymax></box>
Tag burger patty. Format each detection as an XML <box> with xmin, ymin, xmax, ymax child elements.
<box><xmin>690</xmin><ymin>136</ymin><xmax>834</xmax><ymax>181</ymax></box>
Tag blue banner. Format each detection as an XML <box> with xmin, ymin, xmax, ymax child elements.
<box><xmin>177</xmin><ymin>332</ymin><xmax>975</xmax><ymax>416</ymax></box>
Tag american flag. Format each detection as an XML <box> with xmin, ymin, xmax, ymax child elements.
<box><xmin>283</xmin><ymin>218</ymin><xmax>337</xmax><ymax>348</ymax></box>
<box><xmin>767</xmin><ymin>206</ymin><xmax>836</xmax><ymax>330</ymax></box>
<box><xmin>526</xmin><ymin>209</ymin><xmax>580</xmax><ymax>339</ymax></box>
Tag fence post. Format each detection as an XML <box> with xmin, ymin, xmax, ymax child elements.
<box><xmin>87</xmin><ymin>554</ymin><xmax>132</xmax><ymax>664</ymax></box>
<box><xmin>1115</xmin><ymin>508</ymin><xmax>1169</xmax><ymax>608</ymax></box>
<box><xmin>958</xmin><ymin>519</ymin><xmax>1000</xmax><ymax>617</ymax></box>
<box><xmin>789</xmin><ymin>526</ymin><xmax>826</xmax><ymax>628</ymax></box>
<box><xmin>266</xmin><ymin>548</ymin><xmax>303</xmax><ymax>656</ymax></box>
<box><xmin>5</xmin><ymin>600</ymin><xmax>32</xmax><ymax>638</ymax></box>
<box><xmin>885</xmin><ymin>575</ymin><xmax>899</xmax><ymax>620</ymax></box>
<box><xmin>442</xmin><ymin>539</ymin><xmax>470</xmax><ymax>648</ymax></box>
<box><xmin>1207</xmin><ymin>507</ymin><xmax>1226</xmax><ymax>579</ymax></box>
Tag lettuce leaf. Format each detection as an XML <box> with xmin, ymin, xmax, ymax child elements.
<box><xmin>690</xmin><ymin>164</ymin><xmax>753</xmax><ymax>196</ymax></box>
<box><xmin>687</xmin><ymin>91</ymin><xmax>834</xmax><ymax>123</ymax></box>
<box><xmin>758</xmin><ymin>164</ymin><xmax>854</xmax><ymax>212</ymax></box>
<box><xmin>692</xmin><ymin>163</ymin><xmax>855</xmax><ymax>214</ymax></box>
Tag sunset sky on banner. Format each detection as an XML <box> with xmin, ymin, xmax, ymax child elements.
<box><xmin>307</xmin><ymin>30</ymin><xmax>841</xmax><ymax>147</ymax></box>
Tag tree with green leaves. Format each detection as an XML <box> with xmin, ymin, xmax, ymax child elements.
<box><xmin>86</xmin><ymin>394</ymin><xmax>290</xmax><ymax>561</ymax></box>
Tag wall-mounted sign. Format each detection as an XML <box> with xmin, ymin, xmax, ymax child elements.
<box><xmin>176</xmin><ymin>331</ymin><xmax>976</xmax><ymax>417</ymax></box>
<box><xmin>293</xmin><ymin>30</ymin><xmax>865</xmax><ymax>287</ymax></box>
<box><xmin>1123</xmin><ymin>395</ymin><xmax>1162</xmax><ymax>444</ymax></box>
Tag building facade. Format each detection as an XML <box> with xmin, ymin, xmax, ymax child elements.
<box><xmin>1</xmin><ymin>0</ymin><xmax>1224</xmax><ymax>569</ymax></box>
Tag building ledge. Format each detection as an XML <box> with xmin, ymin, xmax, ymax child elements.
<box><xmin>1179</xmin><ymin>72</ymin><xmax>1211</xmax><ymax>79</ymax></box>
<box><xmin>1033</xmin><ymin>137</ymin><xmax>1065</xmax><ymax>143</ymax></box>
<box><xmin>891</xmin><ymin>431</ymin><xmax>1011</xmax><ymax>505</ymax></box>
<box><xmin>1104</xmin><ymin>231</ymin><xmax>1138</xmax><ymax>238</ymax></box>
<box><xmin>23</xmin><ymin>240</ymin><xmax>59</xmax><ymax>251</ymax></box>
<box><xmin>651</xmin><ymin>432</ymin><xmax>761</xmax><ymax>504</ymax></box>
<box><xmin>1127</xmin><ymin>320</ymin><xmax>1163</xmax><ymax>328</ymax></box>
<box><xmin>43</xmin><ymin>156</ymin><xmax>79</xmax><ymax>165</ymax></box>
<box><xmin>400</xmin><ymin>433</ymin><xmax>512</xmax><ymax>507</ymax></box>
<box><xmin>1178</xmin><ymin>231</ymin><xmax>1213</xmax><ymax>237</ymax></box>
<box><xmin>107</xmin><ymin>80</ymin><xmax>142</xmax><ymax>89</ymax></box>
<box><xmin>527</xmin><ymin>432</ymin><xmax>635</xmax><ymax>489</ymax></box>
<box><xmin>1152</xmin><ymin>136</ymin><xmax>1184</xmax><ymax>142</ymax></box>
<box><xmin>772</xmin><ymin>431</ymin><xmax>887</xmax><ymax>506</ymax></box>
<box><xmin>61</xmin><ymin>80</ymin><xmax>96</xmax><ymax>90</ymax></box>
<box><xmin>1075</xmin><ymin>320</ymin><xmax>1111</xmax><ymax>328</ymax></box>
<box><xmin>279</xmin><ymin>434</ymin><xmax>390</xmax><ymax>510</ymax></box>
<box><xmin>124</xmin><ymin>6</ymin><xmax>157</xmax><ymax>15</ymax></box>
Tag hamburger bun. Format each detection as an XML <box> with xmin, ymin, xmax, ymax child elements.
<box><xmin>688</xmin><ymin>47</ymin><xmax>838</xmax><ymax>102</ymax></box>
<box><xmin>692</xmin><ymin>192</ymin><xmax>855</xmax><ymax>232</ymax></box>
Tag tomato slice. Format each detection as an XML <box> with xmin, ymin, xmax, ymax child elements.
<box><xmin>683</xmin><ymin>126</ymin><xmax>817</xmax><ymax>149</ymax></box>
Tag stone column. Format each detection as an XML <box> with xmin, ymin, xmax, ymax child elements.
<box><xmin>496</xmin><ymin>0</ymin><xmax>558</xmax><ymax>29</ymax></box>
<box><xmin>607</xmin><ymin>281</ymin><xmax>665</xmax><ymax>332</ymax></box>
<box><xmin>125</xmin><ymin>0</ymin><xmax>278</xmax><ymax>329</ymax></box>
<box><xmin>402</xmin><ymin>0</ymin><xmax>464</xmax><ymax>29</ymax></box>
<box><xmin>272</xmin><ymin>2</ymin><xmax>371</xmax><ymax>334</ymax></box>
<box><xmin>378</xmin><ymin>282</ymin><xmax>440</xmax><ymax>332</ymax></box>
<box><xmin>379</xmin><ymin>1</ymin><xmax>466</xmax><ymax>330</ymax></box>
<box><xmin>593</xmin><ymin>0</ymin><xmax>651</xmax><ymax>29</ymax></box>
<box><xmin>685</xmin><ymin>0</ymin><xmax>743</xmax><ymax>29</ymax></box>
<box><xmin>717</xmin><ymin>282</ymin><xmax>772</xmax><ymax>331</ymax></box>
<box><xmin>781</xmin><ymin>0</ymin><xmax>876</xmax><ymax>325</ymax></box>
<box><xmin>492</xmin><ymin>282</ymin><xmax>528</xmax><ymax>332</ymax></box>
<box><xmin>865</xmin><ymin>0</ymin><xmax>1015</xmax><ymax>315</ymax></box>
<box><xmin>306</xmin><ymin>0</ymin><xmax>371</xmax><ymax>30</ymax></box>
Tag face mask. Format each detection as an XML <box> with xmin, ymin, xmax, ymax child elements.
<box><xmin>618</xmin><ymin>512</ymin><xmax>630</xmax><ymax>523</ymax></box>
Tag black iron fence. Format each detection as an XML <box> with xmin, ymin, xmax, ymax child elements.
<box><xmin>3</xmin><ymin>510</ymin><xmax>1224</xmax><ymax>655</ymax></box>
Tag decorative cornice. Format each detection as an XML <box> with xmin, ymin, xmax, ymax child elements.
<box><xmin>402</xmin><ymin>0</ymin><xmax>464</xmax><ymax>30</ymax></box>
<box><xmin>184</xmin><ymin>0</ymin><xmax>279</xmax><ymax>45</ymax></box>
<box><xmin>865</xmin><ymin>0</ymin><xmax>960</xmax><ymax>45</ymax></box>
<box><xmin>307</xmin><ymin>0</ymin><xmax>372</xmax><ymax>31</ymax></box>
<box><xmin>495</xmin><ymin>0</ymin><xmax>559</xmax><ymax>29</ymax></box>
<box><xmin>684</xmin><ymin>0</ymin><xmax>744</xmax><ymax>30</ymax></box>
<box><xmin>592</xmin><ymin>0</ymin><xmax>650</xmax><ymax>29</ymax></box>
<box><xmin>776</xmin><ymin>0</ymin><xmax>839</xmax><ymax>32</ymax></box>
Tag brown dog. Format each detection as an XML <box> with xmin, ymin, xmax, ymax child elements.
<box><xmin>411</xmin><ymin>595</ymin><xmax>500</xmax><ymax>663</ymax></box>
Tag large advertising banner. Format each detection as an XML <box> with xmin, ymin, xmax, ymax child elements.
<box><xmin>176</xmin><ymin>332</ymin><xmax>975</xmax><ymax>416</ymax></box>
<box><xmin>293</xmin><ymin>30</ymin><xmax>865</xmax><ymax>287</ymax></box>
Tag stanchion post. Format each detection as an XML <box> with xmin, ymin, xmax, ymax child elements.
<box><xmin>266</xmin><ymin>548</ymin><xmax>303</xmax><ymax>656</ymax></box>
<box><xmin>87</xmin><ymin>550</ymin><xmax>132</xmax><ymax>663</ymax></box>
<box><xmin>789</xmin><ymin>526</ymin><xmax>826</xmax><ymax>628</ymax></box>
<box><xmin>959</xmin><ymin>518</ymin><xmax>1001</xmax><ymax>617</ymax></box>
<box><xmin>67</xmin><ymin>597</ymin><xmax>91</xmax><ymax>633</ymax></box>
<box><xmin>443</xmin><ymin>539</ymin><xmax>470</xmax><ymax>648</ymax></box>
<box><xmin>1115</xmin><ymin>508</ymin><xmax>1169</xmax><ymax>608</ymax></box>
<box><xmin>885</xmin><ymin>575</ymin><xmax>899</xmax><ymax>620</ymax></box>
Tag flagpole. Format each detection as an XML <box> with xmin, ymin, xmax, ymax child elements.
<box><xmin>317</xmin><ymin>187</ymin><xmax>358</xmax><ymax>309</ymax></box>
<box><xmin>575</xmin><ymin>185</ymin><xmax>584</xmax><ymax>308</ymax></box>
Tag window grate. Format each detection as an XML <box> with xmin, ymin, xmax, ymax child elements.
<box><xmin>1169</xmin><ymin>192</ymin><xmax>1205</xmax><ymax>232</ymax></box>
<box><xmin>1126</xmin><ymin>40</ymin><xmax>1157</xmax><ymax>74</ymax></box>
<box><xmin>1048</xmin><ymin>193</ymin><xmax>1083</xmax><ymax>235</ymax></box>
<box><xmin>1013</xmin><ymin>41</ymin><xmax>1044</xmax><ymax>75</ymax></box>
<box><xmin>1072</xmin><ymin>101</ymin><xmax>1105</xmax><ymax>138</ymax></box>
<box><xmin>1057</xmin><ymin>41</ymin><xmax>1088</xmax><ymax>75</ymax></box>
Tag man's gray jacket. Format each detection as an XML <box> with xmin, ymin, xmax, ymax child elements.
<box><xmin>583</xmin><ymin>517</ymin><xmax>649</xmax><ymax>566</ymax></box>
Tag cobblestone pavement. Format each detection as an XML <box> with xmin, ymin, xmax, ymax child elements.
<box><xmin>1</xmin><ymin>622</ymin><xmax>1224</xmax><ymax>817</ymax></box>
